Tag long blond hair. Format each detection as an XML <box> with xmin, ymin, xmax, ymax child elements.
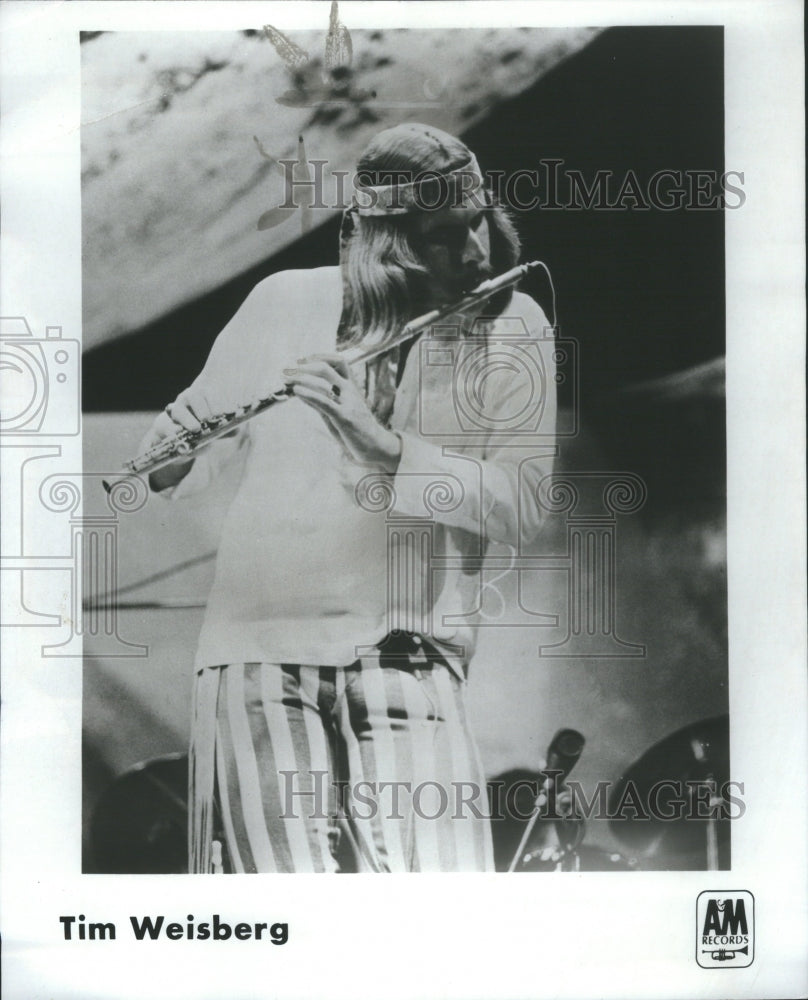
<box><xmin>338</xmin><ymin>124</ymin><xmax>521</xmax><ymax>350</ymax></box>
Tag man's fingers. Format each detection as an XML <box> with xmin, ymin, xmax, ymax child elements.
<box><xmin>181</xmin><ymin>387</ymin><xmax>217</xmax><ymax>422</ymax></box>
<box><xmin>289</xmin><ymin>358</ymin><xmax>349</xmax><ymax>385</ymax></box>
<box><xmin>165</xmin><ymin>387</ymin><xmax>217</xmax><ymax>431</ymax></box>
<box><xmin>143</xmin><ymin>410</ymin><xmax>180</xmax><ymax>447</ymax></box>
<box><xmin>153</xmin><ymin>411</ymin><xmax>176</xmax><ymax>435</ymax></box>
<box><xmin>300</xmin><ymin>353</ymin><xmax>351</xmax><ymax>379</ymax></box>
<box><xmin>286</xmin><ymin>375</ymin><xmax>341</xmax><ymax>407</ymax></box>
<box><xmin>288</xmin><ymin>387</ymin><xmax>350</xmax><ymax>453</ymax></box>
<box><xmin>165</xmin><ymin>399</ymin><xmax>201</xmax><ymax>432</ymax></box>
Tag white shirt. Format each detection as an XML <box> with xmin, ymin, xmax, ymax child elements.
<box><xmin>163</xmin><ymin>266</ymin><xmax>557</xmax><ymax>672</ymax></box>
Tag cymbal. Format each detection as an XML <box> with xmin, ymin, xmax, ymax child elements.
<box><xmin>608</xmin><ymin>715</ymin><xmax>730</xmax><ymax>857</ymax></box>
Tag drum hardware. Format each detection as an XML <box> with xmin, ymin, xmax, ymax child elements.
<box><xmin>608</xmin><ymin>714</ymin><xmax>730</xmax><ymax>871</ymax></box>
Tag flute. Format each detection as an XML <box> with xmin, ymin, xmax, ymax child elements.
<box><xmin>108</xmin><ymin>260</ymin><xmax>541</xmax><ymax>485</ymax></box>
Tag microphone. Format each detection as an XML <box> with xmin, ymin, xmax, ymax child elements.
<box><xmin>546</xmin><ymin>729</ymin><xmax>586</xmax><ymax>854</ymax></box>
<box><xmin>507</xmin><ymin>728</ymin><xmax>586</xmax><ymax>872</ymax></box>
<box><xmin>544</xmin><ymin>728</ymin><xmax>585</xmax><ymax>784</ymax></box>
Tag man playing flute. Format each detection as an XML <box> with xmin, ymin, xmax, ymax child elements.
<box><xmin>143</xmin><ymin>123</ymin><xmax>557</xmax><ymax>873</ymax></box>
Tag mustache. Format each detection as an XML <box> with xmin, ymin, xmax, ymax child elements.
<box><xmin>417</xmin><ymin>266</ymin><xmax>495</xmax><ymax>305</ymax></box>
<box><xmin>458</xmin><ymin>267</ymin><xmax>494</xmax><ymax>291</ymax></box>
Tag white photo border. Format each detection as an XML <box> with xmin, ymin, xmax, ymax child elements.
<box><xmin>1</xmin><ymin>2</ymin><xmax>805</xmax><ymax>998</ymax></box>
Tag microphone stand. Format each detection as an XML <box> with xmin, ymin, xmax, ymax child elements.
<box><xmin>507</xmin><ymin>728</ymin><xmax>585</xmax><ymax>873</ymax></box>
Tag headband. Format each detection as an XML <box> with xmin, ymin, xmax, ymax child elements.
<box><xmin>350</xmin><ymin>154</ymin><xmax>486</xmax><ymax>217</ymax></box>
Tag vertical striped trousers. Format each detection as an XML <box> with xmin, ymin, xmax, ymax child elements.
<box><xmin>190</xmin><ymin>647</ymin><xmax>493</xmax><ymax>873</ymax></box>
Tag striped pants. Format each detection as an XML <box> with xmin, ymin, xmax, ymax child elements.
<box><xmin>189</xmin><ymin>644</ymin><xmax>493</xmax><ymax>873</ymax></box>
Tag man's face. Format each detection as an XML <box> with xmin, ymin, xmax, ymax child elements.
<box><xmin>411</xmin><ymin>201</ymin><xmax>492</xmax><ymax>305</ymax></box>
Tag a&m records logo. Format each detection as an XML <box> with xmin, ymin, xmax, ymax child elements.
<box><xmin>696</xmin><ymin>890</ymin><xmax>754</xmax><ymax>968</ymax></box>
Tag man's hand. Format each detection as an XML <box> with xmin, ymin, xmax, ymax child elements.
<box><xmin>283</xmin><ymin>353</ymin><xmax>402</xmax><ymax>473</ymax></box>
<box><xmin>143</xmin><ymin>385</ymin><xmax>221</xmax><ymax>492</ymax></box>
<box><xmin>161</xmin><ymin>385</ymin><xmax>220</xmax><ymax>433</ymax></box>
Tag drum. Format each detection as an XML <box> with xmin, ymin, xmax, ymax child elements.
<box><xmin>90</xmin><ymin>753</ymin><xmax>188</xmax><ymax>874</ymax></box>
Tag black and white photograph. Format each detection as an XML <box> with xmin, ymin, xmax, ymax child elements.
<box><xmin>1</xmin><ymin>2</ymin><xmax>805</xmax><ymax>998</ymax></box>
<box><xmin>79</xmin><ymin>18</ymin><xmax>733</xmax><ymax>878</ymax></box>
